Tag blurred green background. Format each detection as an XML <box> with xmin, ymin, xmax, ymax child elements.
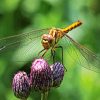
<box><xmin>0</xmin><ymin>0</ymin><xmax>100</xmax><ymax>100</ymax></box>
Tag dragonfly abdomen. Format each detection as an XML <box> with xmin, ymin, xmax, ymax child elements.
<box><xmin>62</xmin><ymin>20</ymin><xmax>82</xmax><ymax>33</ymax></box>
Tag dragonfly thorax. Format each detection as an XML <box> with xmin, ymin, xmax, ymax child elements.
<box><xmin>49</xmin><ymin>28</ymin><xmax>64</xmax><ymax>39</ymax></box>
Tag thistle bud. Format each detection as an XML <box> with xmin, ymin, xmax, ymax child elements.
<box><xmin>30</xmin><ymin>58</ymin><xmax>52</xmax><ymax>92</ymax></box>
<box><xmin>12</xmin><ymin>71</ymin><xmax>30</xmax><ymax>99</ymax></box>
<box><xmin>50</xmin><ymin>62</ymin><xmax>64</xmax><ymax>87</ymax></box>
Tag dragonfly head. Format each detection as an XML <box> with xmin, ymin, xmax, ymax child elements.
<box><xmin>41</xmin><ymin>34</ymin><xmax>54</xmax><ymax>49</ymax></box>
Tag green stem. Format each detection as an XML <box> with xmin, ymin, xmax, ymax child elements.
<box><xmin>41</xmin><ymin>91</ymin><xmax>48</xmax><ymax>100</ymax></box>
<box><xmin>20</xmin><ymin>99</ymin><xmax>27</xmax><ymax>100</ymax></box>
<box><xmin>44</xmin><ymin>91</ymin><xmax>48</xmax><ymax>100</ymax></box>
<box><xmin>41</xmin><ymin>93</ymin><xmax>45</xmax><ymax>100</ymax></box>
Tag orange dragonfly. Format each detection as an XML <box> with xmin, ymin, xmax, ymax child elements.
<box><xmin>0</xmin><ymin>21</ymin><xmax>100</xmax><ymax>72</ymax></box>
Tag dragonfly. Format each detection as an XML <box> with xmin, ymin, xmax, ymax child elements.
<box><xmin>0</xmin><ymin>21</ymin><xmax>100</xmax><ymax>72</ymax></box>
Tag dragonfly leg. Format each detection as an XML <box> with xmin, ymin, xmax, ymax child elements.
<box><xmin>55</xmin><ymin>46</ymin><xmax>63</xmax><ymax>64</ymax></box>
<box><xmin>51</xmin><ymin>49</ymin><xmax>56</xmax><ymax>64</ymax></box>
<box><xmin>55</xmin><ymin>46</ymin><xmax>67</xmax><ymax>72</ymax></box>
<box><xmin>42</xmin><ymin>49</ymin><xmax>48</xmax><ymax>57</ymax></box>
<box><xmin>38</xmin><ymin>49</ymin><xmax>45</xmax><ymax>57</ymax></box>
<box><xmin>38</xmin><ymin>49</ymin><xmax>48</xmax><ymax>58</ymax></box>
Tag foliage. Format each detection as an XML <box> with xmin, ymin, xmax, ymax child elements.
<box><xmin>0</xmin><ymin>0</ymin><xmax>100</xmax><ymax>100</ymax></box>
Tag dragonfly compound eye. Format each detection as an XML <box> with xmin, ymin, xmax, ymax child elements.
<box><xmin>41</xmin><ymin>34</ymin><xmax>54</xmax><ymax>49</ymax></box>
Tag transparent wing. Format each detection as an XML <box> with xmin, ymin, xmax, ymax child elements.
<box><xmin>0</xmin><ymin>28</ymin><xmax>50</xmax><ymax>53</ymax></box>
<box><xmin>62</xmin><ymin>34</ymin><xmax>100</xmax><ymax>73</ymax></box>
<box><xmin>0</xmin><ymin>28</ymin><xmax>50</xmax><ymax>62</ymax></box>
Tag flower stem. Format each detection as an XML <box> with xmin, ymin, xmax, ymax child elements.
<box><xmin>41</xmin><ymin>91</ymin><xmax>48</xmax><ymax>100</ymax></box>
<box><xmin>20</xmin><ymin>99</ymin><xmax>27</xmax><ymax>100</ymax></box>
<box><xmin>44</xmin><ymin>91</ymin><xmax>48</xmax><ymax>100</ymax></box>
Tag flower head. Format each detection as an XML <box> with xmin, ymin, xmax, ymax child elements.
<box><xmin>30</xmin><ymin>58</ymin><xmax>52</xmax><ymax>92</ymax></box>
<box><xmin>50</xmin><ymin>62</ymin><xmax>64</xmax><ymax>87</ymax></box>
<box><xmin>12</xmin><ymin>71</ymin><xmax>30</xmax><ymax>99</ymax></box>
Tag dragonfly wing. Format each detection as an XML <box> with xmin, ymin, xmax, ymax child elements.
<box><xmin>64</xmin><ymin>34</ymin><xmax>100</xmax><ymax>73</ymax></box>
<box><xmin>0</xmin><ymin>28</ymin><xmax>50</xmax><ymax>62</ymax></box>
<box><xmin>0</xmin><ymin>28</ymin><xmax>50</xmax><ymax>53</ymax></box>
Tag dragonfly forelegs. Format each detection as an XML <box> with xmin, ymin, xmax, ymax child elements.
<box><xmin>53</xmin><ymin>46</ymin><xmax>67</xmax><ymax>72</ymax></box>
<box><xmin>38</xmin><ymin>49</ymin><xmax>48</xmax><ymax>57</ymax></box>
<box><xmin>51</xmin><ymin>49</ymin><xmax>56</xmax><ymax>64</ymax></box>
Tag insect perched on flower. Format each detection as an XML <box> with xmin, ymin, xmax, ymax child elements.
<box><xmin>0</xmin><ymin>21</ymin><xmax>100</xmax><ymax>72</ymax></box>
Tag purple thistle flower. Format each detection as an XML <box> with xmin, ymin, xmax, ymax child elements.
<box><xmin>50</xmin><ymin>62</ymin><xmax>65</xmax><ymax>87</ymax></box>
<box><xmin>12</xmin><ymin>71</ymin><xmax>30</xmax><ymax>99</ymax></box>
<box><xmin>30</xmin><ymin>58</ymin><xmax>53</xmax><ymax>92</ymax></box>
